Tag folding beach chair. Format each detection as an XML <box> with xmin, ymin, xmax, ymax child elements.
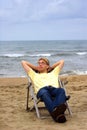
<box><xmin>26</xmin><ymin>75</ymin><xmax>72</xmax><ymax>119</ymax></box>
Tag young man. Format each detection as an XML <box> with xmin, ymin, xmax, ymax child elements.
<box><xmin>21</xmin><ymin>58</ymin><xmax>67</xmax><ymax>123</ymax></box>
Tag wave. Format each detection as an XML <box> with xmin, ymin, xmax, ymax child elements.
<box><xmin>76</xmin><ymin>52</ymin><xmax>87</xmax><ymax>55</ymax></box>
<box><xmin>62</xmin><ymin>70</ymin><xmax>87</xmax><ymax>75</ymax></box>
<box><xmin>29</xmin><ymin>53</ymin><xmax>51</xmax><ymax>57</ymax></box>
<box><xmin>3</xmin><ymin>54</ymin><xmax>24</xmax><ymax>58</ymax></box>
<box><xmin>0</xmin><ymin>53</ymin><xmax>51</xmax><ymax>58</ymax></box>
<box><xmin>0</xmin><ymin>51</ymin><xmax>87</xmax><ymax>58</ymax></box>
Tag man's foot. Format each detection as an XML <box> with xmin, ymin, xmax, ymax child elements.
<box><xmin>56</xmin><ymin>114</ymin><xmax>66</xmax><ymax>123</ymax></box>
<box><xmin>50</xmin><ymin>103</ymin><xmax>67</xmax><ymax>123</ymax></box>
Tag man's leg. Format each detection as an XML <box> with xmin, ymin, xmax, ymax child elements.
<box><xmin>37</xmin><ymin>87</ymin><xmax>54</xmax><ymax>112</ymax></box>
<box><xmin>37</xmin><ymin>87</ymin><xmax>66</xmax><ymax>112</ymax></box>
<box><xmin>50</xmin><ymin>87</ymin><xmax>67</xmax><ymax>122</ymax></box>
<box><xmin>52</xmin><ymin>87</ymin><xmax>66</xmax><ymax>108</ymax></box>
<box><xmin>37</xmin><ymin>87</ymin><xmax>67</xmax><ymax>123</ymax></box>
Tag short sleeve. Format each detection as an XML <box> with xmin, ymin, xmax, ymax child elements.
<box><xmin>27</xmin><ymin>68</ymin><xmax>36</xmax><ymax>79</ymax></box>
<box><xmin>51</xmin><ymin>66</ymin><xmax>60</xmax><ymax>75</ymax></box>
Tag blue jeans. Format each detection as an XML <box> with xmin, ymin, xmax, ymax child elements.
<box><xmin>37</xmin><ymin>86</ymin><xmax>66</xmax><ymax>113</ymax></box>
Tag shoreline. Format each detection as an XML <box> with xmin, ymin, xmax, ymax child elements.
<box><xmin>0</xmin><ymin>75</ymin><xmax>87</xmax><ymax>130</ymax></box>
<box><xmin>0</xmin><ymin>74</ymin><xmax>87</xmax><ymax>86</ymax></box>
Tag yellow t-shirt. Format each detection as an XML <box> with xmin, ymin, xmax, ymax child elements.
<box><xmin>28</xmin><ymin>66</ymin><xmax>60</xmax><ymax>94</ymax></box>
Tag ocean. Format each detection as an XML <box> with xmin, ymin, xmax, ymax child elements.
<box><xmin>0</xmin><ymin>40</ymin><xmax>87</xmax><ymax>77</ymax></box>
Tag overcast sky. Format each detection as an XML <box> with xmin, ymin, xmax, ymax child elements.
<box><xmin>0</xmin><ymin>0</ymin><xmax>87</xmax><ymax>41</ymax></box>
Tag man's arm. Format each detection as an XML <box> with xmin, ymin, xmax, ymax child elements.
<box><xmin>48</xmin><ymin>60</ymin><xmax>64</xmax><ymax>72</ymax></box>
<box><xmin>21</xmin><ymin>60</ymin><xmax>38</xmax><ymax>73</ymax></box>
<box><xmin>51</xmin><ymin>60</ymin><xmax>64</xmax><ymax>70</ymax></box>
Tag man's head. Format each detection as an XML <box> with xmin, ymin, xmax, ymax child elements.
<box><xmin>38</xmin><ymin>57</ymin><xmax>50</xmax><ymax>65</ymax></box>
<box><xmin>37</xmin><ymin>57</ymin><xmax>50</xmax><ymax>73</ymax></box>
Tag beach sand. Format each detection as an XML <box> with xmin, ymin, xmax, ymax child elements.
<box><xmin>0</xmin><ymin>75</ymin><xmax>87</xmax><ymax>130</ymax></box>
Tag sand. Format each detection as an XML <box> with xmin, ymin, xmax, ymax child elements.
<box><xmin>0</xmin><ymin>75</ymin><xmax>87</xmax><ymax>130</ymax></box>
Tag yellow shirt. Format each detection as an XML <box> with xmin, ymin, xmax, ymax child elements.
<box><xmin>28</xmin><ymin>66</ymin><xmax>60</xmax><ymax>94</ymax></box>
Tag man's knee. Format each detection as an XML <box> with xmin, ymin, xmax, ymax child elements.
<box><xmin>40</xmin><ymin>92</ymin><xmax>49</xmax><ymax>101</ymax></box>
<box><xmin>58</xmin><ymin>88</ymin><xmax>65</xmax><ymax>94</ymax></box>
<box><xmin>37</xmin><ymin>87</ymin><xmax>48</xmax><ymax>98</ymax></box>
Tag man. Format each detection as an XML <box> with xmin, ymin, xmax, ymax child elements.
<box><xmin>21</xmin><ymin>57</ymin><xmax>67</xmax><ymax>123</ymax></box>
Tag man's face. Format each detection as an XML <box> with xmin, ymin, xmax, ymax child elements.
<box><xmin>37</xmin><ymin>60</ymin><xmax>49</xmax><ymax>73</ymax></box>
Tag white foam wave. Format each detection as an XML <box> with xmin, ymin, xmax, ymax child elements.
<box><xmin>71</xmin><ymin>70</ymin><xmax>87</xmax><ymax>75</ymax></box>
<box><xmin>4</xmin><ymin>54</ymin><xmax>24</xmax><ymax>57</ymax></box>
<box><xmin>1</xmin><ymin>53</ymin><xmax>51</xmax><ymax>58</ymax></box>
<box><xmin>62</xmin><ymin>70</ymin><xmax>87</xmax><ymax>75</ymax></box>
<box><xmin>76</xmin><ymin>52</ymin><xmax>87</xmax><ymax>55</ymax></box>
<box><xmin>29</xmin><ymin>53</ymin><xmax>51</xmax><ymax>57</ymax></box>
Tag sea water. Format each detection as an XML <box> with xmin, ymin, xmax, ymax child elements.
<box><xmin>0</xmin><ymin>40</ymin><xmax>87</xmax><ymax>77</ymax></box>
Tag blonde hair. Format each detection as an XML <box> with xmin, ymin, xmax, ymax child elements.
<box><xmin>38</xmin><ymin>57</ymin><xmax>50</xmax><ymax>65</ymax></box>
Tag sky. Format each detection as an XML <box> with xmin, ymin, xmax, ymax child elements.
<box><xmin>0</xmin><ymin>0</ymin><xmax>87</xmax><ymax>41</ymax></box>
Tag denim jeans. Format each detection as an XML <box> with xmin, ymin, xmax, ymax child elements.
<box><xmin>37</xmin><ymin>86</ymin><xmax>66</xmax><ymax>113</ymax></box>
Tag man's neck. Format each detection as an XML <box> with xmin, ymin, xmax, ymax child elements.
<box><xmin>39</xmin><ymin>70</ymin><xmax>48</xmax><ymax>73</ymax></box>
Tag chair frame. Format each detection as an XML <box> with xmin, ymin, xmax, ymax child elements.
<box><xmin>26</xmin><ymin>76</ymin><xmax>72</xmax><ymax>118</ymax></box>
